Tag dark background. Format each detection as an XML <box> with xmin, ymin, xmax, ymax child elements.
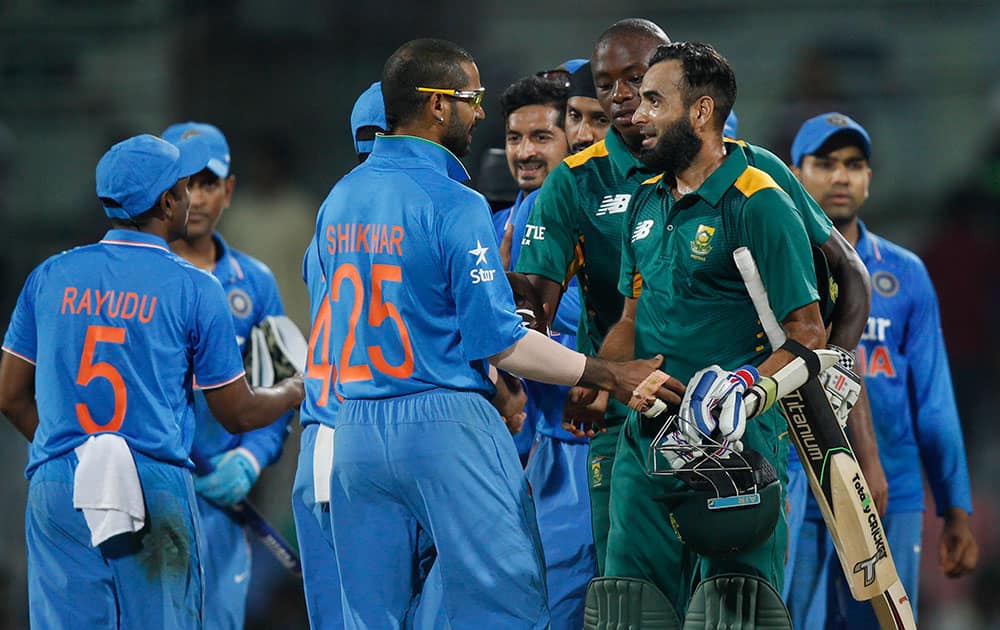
<box><xmin>1</xmin><ymin>0</ymin><xmax>999</xmax><ymax>627</ymax></box>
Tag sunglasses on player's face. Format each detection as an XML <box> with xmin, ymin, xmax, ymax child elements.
<box><xmin>416</xmin><ymin>87</ymin><xmax>486</xmax><ymax>109</ymax></box>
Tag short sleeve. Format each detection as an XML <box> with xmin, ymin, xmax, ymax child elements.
<box><xmin>617</xmin><ymin>196</ymin><xmax>643</xmax><ymax>299</ymax></box>
<box><xmin>749</xmin><ymin>145</ymin><xmax>833</xmax><ymax>246</ymax></box>
<box><xmin>440</xmin><ymin>193</ymin><xmax>526</xmax><ymax>361</ymax></box>
<box><xmin>2</xmin><ymin>264</ymin><xmax>43</xmax><ymax>364</ymax></box>
<box><xmin>190</xmin><ymin>272</ymin><xmax>246</xmax><ymax>389</ymax></box>
<box><xmin>514</xmin><ymin>163</ymin><xmax>579</xmax><ymax>283</ymax></box>
<box><xmin>742</xmin><ymin>189</ymin><xmax>819</xmax><ymax>322</ymax></box>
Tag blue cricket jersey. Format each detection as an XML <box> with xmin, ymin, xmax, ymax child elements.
<box><xmin>300</xmin><ymin>241</ymin><xmax>340</xmax><ymax>427</ymax></box>
<box><xmin>312</xmin><ymin>135</ymin><xmax>526</xmax><ymax>400</ymax></box>
<box><xmin>3</xmin><ymin>230</ymin><xmax>246</xmax><ymax>477</ymax></box>
<box><xmin>494</xmin><ymin>189</ymin><xmax>586</xmax><ymax>445</ymax></box>
<box><xmin>806</xmin><ymin>222</ymin><xmax>972</xmax><ymax>517</ymax></box>
<box><xmin>190</xmin><ymin>232</ymin><xmax>293</xmax><ymax>469</ymax></box>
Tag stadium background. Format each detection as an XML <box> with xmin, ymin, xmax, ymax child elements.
<box><xmin>1</xmin><ymin>0</ymin><xmax>998</xmax><ymax>626</ymax></box>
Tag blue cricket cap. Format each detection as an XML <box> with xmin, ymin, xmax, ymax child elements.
<box><xmin>96</xmin><ymin>134</ymin><xmax>211</xmax><ymax>219</ymax></box>
<box><xmin>351</xmin><ymin>82</ymin><xmax>387</xmax><ymax>156</ymax></box>
<box><xmin>791</xmin><ymin>112</ymin><xmax>871</xmax><ymax>167</ymax></box>
<box><xmin>561</xmin><ymin>58</ymin><xmax>588</xmax><ymax>74</ymax></box>
<box><xmin>161</xmin><ymin>121</ymin><xmax>231</xmax><ymax>177</ymax></box>
<box><xmin>724</xmin><ymin>110</ymin><xmax>738</xmax><ymax>137</ymax></box>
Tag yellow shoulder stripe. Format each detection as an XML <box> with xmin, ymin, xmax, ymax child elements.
<box><xmin>733</xmin><ymin>166</ymin><xmax>781</xmax><ymax>198</ymax></box>
<box><xmin>564</xmin><ymin>140</ymin><xmax>609</xmax><ymax>168</ymax></box>
<box><xmin>723</xmin><ymin>137</ymin><xmax>747</xmax><ymax>147</ymax></box>
<box><xmin>641</xmin><ymin>173</ymin><xmax>664</xmax><ymax>186</ymax></box>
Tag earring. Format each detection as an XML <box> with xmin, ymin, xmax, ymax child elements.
<box><xmin>436</xmin><ymin>116</ymin><xmax>445</xmax><ymax>125</ymax></box>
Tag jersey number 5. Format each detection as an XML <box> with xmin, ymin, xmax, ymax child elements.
<box><xmin>75</xmin><ymin>325</ymin><xmax>127</xmax><ymax>433</ymax></box>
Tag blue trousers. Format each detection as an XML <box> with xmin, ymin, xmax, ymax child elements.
<box><xmin>329</xmin><ymin>391</ymin><xmax>549</xmax><ymax>629</ymax></box>
<box><xmin>292</xmin><ymin>423</ymin><xmax>341</xmax><ymax>629</ymax></box>
<box><xmin>525</xmin><ymin>435</ymin><xmax>596</xmax><ymax>630</ymax></box>
<box><xmin>26</xmin><ymin>452</ymin><xmax>204</xmax><ymax>629</ymax></box>
<box><xmin>196</xmin><ymin>495</ymin><xmax>251</xmax><ymax>629</ymax></box>
<box><xmin>784</xmin><ymin>460</ymin><xmax>923</xmax><ymax>628</ymax></box>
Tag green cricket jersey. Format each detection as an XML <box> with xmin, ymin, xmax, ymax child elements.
<box><xmin>618</xmin><ymin>143</ymin><xmax>820</xmax><ymax>384</ymax></box>
<box><xmin>515</xmin><ymin>130</ymin><xmax>657</xmax><ymax>357</ymax></box>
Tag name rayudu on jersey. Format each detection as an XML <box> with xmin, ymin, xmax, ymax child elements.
<box><xmin>60</xmin><ymin>287</ymin><xmax>157</xmax><ymax>323</ymax></box>
<box><xmin>325</xmin><ymin>223</ymin><xmax>404</xmax><ymax>256</ymax></box>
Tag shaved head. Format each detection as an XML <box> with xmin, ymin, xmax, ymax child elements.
<box><xmin>594</xmin><ymin>18</ymin><xmax>669</xmax><ymax>54</ymax></box>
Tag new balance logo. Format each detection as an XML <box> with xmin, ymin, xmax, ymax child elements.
<box><xmin>631</xmin><ymin>220</ymin><xmax>654</xmax><ymax>242</ymax></box>
<box><xmin>596</xmin><ymin>194</ymin><xmax>630</xmax><ymax>216</ymax></box>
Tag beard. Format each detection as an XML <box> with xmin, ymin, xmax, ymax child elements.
<box><xmin>440</xmin><ymin>106</ymin><xmax>474</xmax><ymax>157</ymax></box>
<box><xmin>639</xmin><ymin>116</ymin><xmax>703</xmax><ymax>175</ymax></box>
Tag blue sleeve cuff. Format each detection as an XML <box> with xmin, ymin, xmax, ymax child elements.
<box><xmin>238</xmin><ymin>410</ymin><xmax>293</xmax><ymax>468</ymax></box>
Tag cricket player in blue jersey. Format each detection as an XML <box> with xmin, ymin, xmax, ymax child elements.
<box><xmin>162</xmin><ymin>121</ymin><xmax>295</xmax><ymax>629</ymax></box>
<box><xmin>495</xmin><ymin>74</ymin><xmax>571</xmax><ymax>462</ymax></box>
<box><xmin>290</xmin><ymin>83</ymin><xmax>385</xmax><ymax>629</ymax></box>
<box><xmin>785</xmin><ymin>113</ymin><xmax>978</xmax><ymax>628</ymax></box>
<box><xmin>496</xmin><ymin>63</ymin><xmax>611</xmax><ymax>630</ymax></box>
<box><xmin>313</xmin><ymin>38</ymin><xmax>682</xmax><ymax>628</ymax></box>
<box><xmin>0</xmin><ymin>133</ymin><xmax>304</xmax><ymax>629</ymax></box>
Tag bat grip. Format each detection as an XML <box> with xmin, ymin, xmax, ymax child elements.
<box><xmin>189</xmin><ymin>451</ymin><xmax>213</xmax><ymax>476</ymax></box>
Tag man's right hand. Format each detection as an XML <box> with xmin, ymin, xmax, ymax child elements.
<box><xmin>562</xmin><ymin>387</ymin><xmax>609</xmax><ymax>438</ymax></box>
<box><xmin>580</xmin><ymin>354</ymin><xmax>685</xmax><ymax>410</ymax></box>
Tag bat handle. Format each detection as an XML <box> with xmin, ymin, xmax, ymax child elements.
<box><xmin>189</xmin><ymin>450</ymin><xmax>213</xmax><ymax>476</ymax></box>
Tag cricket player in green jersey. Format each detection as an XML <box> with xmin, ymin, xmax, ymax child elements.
<box><xmin>594</xmin><ymin>42</ymin><xmax>827</xmax><ymax>626</ymax></box>
<box><xmin>516</xmin><ymin>19</ymin><xmax>881</xmax><ymax>580</ymax></box>
<box><xmin>515</xmin><ymin>19</ymin><xmax>669</xmax><ymax>574</ymax></box>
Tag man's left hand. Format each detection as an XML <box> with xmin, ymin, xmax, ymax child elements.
<box><xmin>194</xmin><ymin>448</ymin><xmax>260</xmax><ymax>507</ymax></box>
<box><xmin>678</xmin><ymin>365</ymin><xmax>758</xmax><ymax>445</ymax></box>
<box><xmin>940</xmin><ymin>507</ymin><xmax>978</xmax><ymax>578</ymax></box>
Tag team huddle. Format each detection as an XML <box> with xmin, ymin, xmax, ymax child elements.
<box><xmin>0</xmin><ymin>16</ymin><xmax>978</xmax><ymax>630</ymax></box>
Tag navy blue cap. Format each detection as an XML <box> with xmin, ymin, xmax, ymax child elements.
<box><xmin>568</xmin><ymin>62</ymin><xmax>596</xmax><ymax>99</ymax></box>
<box><xmin>351</xmin><ymin>82</ymin><xmax>387</xmax><ymax>156</ymax></box>
<box><xmin>791</xmin><ymin>112</ymin><xmax>871</xmax><ymax>167</ymax></box>
<box><xmin>724</xmin><ymin>110</ymin><xmax>738</xmax><ymax>137</ymax></box>
<box><xmin>161</xmin><ymin>122</ymin><xmax>231</xmax><ymax>177</ymax></box>
<box><xmin>96</xmin><ymin>134</ymin><xmax>210</xmax><ymax>218</ymax></box>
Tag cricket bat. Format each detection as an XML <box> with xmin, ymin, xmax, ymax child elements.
<box><xmin>191</xmin><ymin>451</ymin><xmax>302</xmax><ymax>578</ymax></box>
<box><xmin>733</xmin><ymin>247</ymin><xmax>916</xmax><ymax>629</ymax></box>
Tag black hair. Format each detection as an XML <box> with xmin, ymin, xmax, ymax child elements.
<box><xmin>594</xmin><ymin>18</ymin><xmax>670</xmax><ymax>52</ymax></box>
<box><xmin>648</xmin><ymin>42</ymin><xmax>736</xmax><ymax>132</ymax></box>
<box><xmin>500</xmin><ymin>76</ymin><xmax>568</xmax><ymax>127</ymax></box>
<box><xmin>381</xmin><ymin>38</ymin><xmax>475</xmax><ymax>130</ymax></box>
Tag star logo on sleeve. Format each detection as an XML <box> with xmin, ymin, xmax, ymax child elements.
<box><xmin>468</xmin><ymin>240</ymin><xmax>489</xmax><ymax>266</ymax></box>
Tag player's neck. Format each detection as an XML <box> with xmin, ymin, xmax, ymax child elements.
<box><xmin>672</xmin><ymin>141</ymin><xmax>726</xmax><ymax>199</ymax></box>
<box><xmin>171</xmin><ymin>233</ymin><xmax>217</xmax><ymax>271</ymax></box>
<box><xmin>836</xmin><ymin>219</ymin><xmax>861</xmax><ymax>247</ymax></box>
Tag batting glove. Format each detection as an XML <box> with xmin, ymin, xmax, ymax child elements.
<box><xmin>679</xmin><ymin>364</ymin><xmax>759</xmax><ymax>446</ymax></box>
<box><xmin>820</xmin><ymin>345</ymin><xmax>861</xmax><ymax>428</ymax></box>
<box><xmin>194</xmin><ymin>448</ymin><xmax>260</xmax><ymax>506</ymax></box>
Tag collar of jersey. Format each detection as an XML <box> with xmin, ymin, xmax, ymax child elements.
<box><xmin>604</xmin><ymin>129</ymin><xmax>652</xmax><ymax>179</ymax></box>
<box><xmin>370</xmin><ymin>134</ymin><xmax>470</xmax><ymax>182</ymax></box>
<box><xmin>854</xmin><ymin>219</ymin><xmax>876</xmax><ymax>261</ymax></box>
<box><xmin>100</xmin><ymin>229</ymin><xmax>170</xmax><ymax>252</ymax></box>
<box><xmin>210</xmin><ymin>231</ymin><xmax>245</xmax><ymax>283</ymax></box>
<box><xmin>658</xmin><ymin>142</ymin><xmax>748</xmax><ymax>207</ymax></box>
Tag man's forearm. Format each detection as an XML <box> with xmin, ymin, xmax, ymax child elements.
<box><xmin>756</xmin><ymin>312</ymin><xmax>828</xmax><ymax>378</ymax></box>
<box><xmin>3</xmin><ymin>401</ymin><xmax>38</xmax><ymax>441</ymax></box>
<box><xmin>525</xmin><ymin>274</ymin><xmax>563</xmax><ymax>329</ymax></box>
<box><xmin>598</xmin><ymin>317</ymin><xmax>635</xmax><ymax>362</ymax></box>
<box><xmin>823</xmin><ymin>232</ymin><xmax>871</xmax><ymax>349</ymax></box>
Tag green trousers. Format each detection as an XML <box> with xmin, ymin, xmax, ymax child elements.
<box><xmin>603</xmin><ymin>408</ymin><xmax>789</xmax><ymax>617</ymax></box>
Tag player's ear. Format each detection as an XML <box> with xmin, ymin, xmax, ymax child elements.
<box><xmin>429</xmin><ymin>93</ymin><xmax>448</xmax><ymax>125</ymax></box>
<box><xmin>223</xmin><ymin>175</ymin><xmax>236</xmax><ymax>208</ymax></box>
<box><xmin>692</xmin><ymin>95</ymin><xmax>714</xmax><ymax>132</ymax></box>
